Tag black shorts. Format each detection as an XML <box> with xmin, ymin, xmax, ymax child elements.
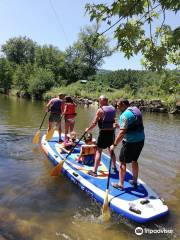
<box><xmin>49</xmin><ymin>113</ymin><xmax>61</xmax><ymax>122</ymax></box>
<box><xmin>97</xmin><ymin>130</ymin><xmax>115</xmax><ymax>149</ymax></box>
<box><xmin>119</xmin><ymin>140</ymin><xmax>144</xmax><ymax>164</ymax></box>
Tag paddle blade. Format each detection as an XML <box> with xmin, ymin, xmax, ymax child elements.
<box><xmin>102</xmin><ymin>189</ymin><xmax>111</xmax><ymax>221</ymax></box>
<box><xmin>51</xmin><ymin>160</ymin><xmax>65</xmax><ymax>176</ymax></box>
<box><xmin>45</xmin><ymin>128</ymin><xmax>55</xmax><ymax>141</ymax></box>
<box><xmin>32</xmin><ymin>130</ymin><xmax>40</xmax><ymax>144</ymax></box>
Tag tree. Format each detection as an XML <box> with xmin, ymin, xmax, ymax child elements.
<box><xmin>64</xmin><ymin>25</ymin><xmax>112</xmax><ymax>79</ymax></box>
<box><xmin>35</xmin><ymin>45</ymin><xmax>65</xmax><ymax>81</ymax></box>
<box><xmin>85</xmin><ymin>1</ymin><xmax>180</xmax><ymax>71</ymax></box>
<box><xmin>1</xmin><ymin>36</ymin><xmax>36</xmax><ymax>64</ymax></box>
<box><xmin>13</xmin><ymin>63</ymin><xmax>34</xmax><ymax>92</ymax></box>
<box><xmin>0</xmin><ymin>58</ymin><xmax>13</xmax><ymax>94</ymax></box>
<box><xmin>28</xmin><ymin>67</ymin><xmax>55</xmax><ymax>99</ymax></box>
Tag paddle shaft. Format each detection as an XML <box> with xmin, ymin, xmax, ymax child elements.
<box><xmin>39</xmin><ymin>112</ymin><xmax>48</xmax><ymax>130</ymax></box>
<box><xmin>106</xmin><ymin>151</ymin><xmax>113</xmax><ymax>190</ymax></box>
<box><xmin>64</xmin><ymin>131</ymin><xmax>87</xmax><ymax>159</ymax></box>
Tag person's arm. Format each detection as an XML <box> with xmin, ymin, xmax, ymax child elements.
<box><xmin>46</xmin><ymin>99</ymin><xmax>53</xmax><ymax>112</ymax></box>
<box><xmin>110</xmin><ymin>129</ymin><xmax>126</xmax><ymax>151</ymax></box>
<box><xmin>85</xmin><ymin>109</ymin><xmax>102</xmax><ymax>132</ymax></box>
<box><xmin>110</xmin><ymin>114</ymin><xmax>127</xmax><ymax>150</ymax></box>
<box><xmin>62</xmin><ymin>104</ymin><xmax>67</xmax><ymax>116</ymax></box>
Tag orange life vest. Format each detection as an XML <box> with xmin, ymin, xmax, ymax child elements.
<box><xmin>80</xmin><ymin>144</ymin><xmax>97</xmax><ymax>156</ymax></box>
<box><xmin>64</xmin><ymin>103</ymin><xmax>76</xmax><ymax>119</ymax></box>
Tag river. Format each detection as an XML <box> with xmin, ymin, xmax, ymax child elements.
<box><xmin>0</xmin><ymin>94</ymin><xmax>179</xmax><ymax>240</ymax></box>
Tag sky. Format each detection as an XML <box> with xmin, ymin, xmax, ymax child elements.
<box><xmin>0</xmin><ymin>0</ymin><xmax>179</xmax><ymax>70</ymax></box>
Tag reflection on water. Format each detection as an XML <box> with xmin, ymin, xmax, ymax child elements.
<box><xmin>0</xmin><ymin>94</ymin><xmax>180</xmax><ymax>240</ymax></box>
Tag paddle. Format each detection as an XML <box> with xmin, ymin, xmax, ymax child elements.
<box><xmin>45</xmin><ymin>126</ymin><xmax>56</xmax><ymax>141</ymax></box>
<box><xmin>51</xmin><ymin>131</ymin><xmax>87</xmax><ymax>176</ymax></box>
<box><xmin>32</xmin><ymin>112</ymin><xmax>48</xmax><ymax>144</ymax></box>
<box><xmin>102</xmin><ymin>151</ymin><xmax>113</xmax><ymax>221</ymax></box>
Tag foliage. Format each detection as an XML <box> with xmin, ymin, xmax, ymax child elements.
<box><xmin>13</xmin><ymin>63</ymin><xmax>34</xmax><ymax>92</ymax></box>
<box><xmin>35</xmin><ymin>45</ymin><xmax>65</xmax><ymax>82</ymax></box>
<box><xmin>85</xmin><ymin>0</ymin><xmax>180</xmax><ymax>71</ymax></box>
<box><xmin>28</xmin><ymin>68</ymin><xmax>55</xmax><ymax>98</ymax></box>
<box><xmin>2</xmin><ymin>36</ymin><xmax>36</xmax><ymax>64</ymax></box>
<box><xmin>0</xmin><ymin>58</ymin><xmax>13</xmax><ymax>93</ymax></box>
<box><xmin>64</xmin><ymin>25</ymin><xmax>112</xmax><ymax>79</ymax></box>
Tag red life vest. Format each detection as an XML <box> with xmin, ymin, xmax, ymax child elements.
<box><xmin>64</xmin><ymin>103</ymin><xmax>76</xmax><ymax>119</ymax></box>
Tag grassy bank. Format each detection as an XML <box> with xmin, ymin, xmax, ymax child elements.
<box><xmin>43</xmin><ymin>80</ymin><xmax>178</xmax><ymax>110</ymax></box>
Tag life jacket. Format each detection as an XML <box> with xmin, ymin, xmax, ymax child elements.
<box><xmin>50</xmin><ymin>99</ymin><xmax>62</xmax><ymax>114</ymax></box>
<box><xmin>64</xmin><ymin>103</ymin><xmax>76</xmax><ymax>119</ymax></box>
<box><xmin>98</xmin><ymin>105</ymin><xmax>115</xmax><ymax>130</ymax></box>
<box><xmin>80</xmin><ymin>144</ymin><xmax>97</xmax><ymax>156</ymax></box>
<box><xmin>126</xmin><ymin>107</ymin><xmax>144</xmax><ymax>133</ymax></box>
<box><xmin>80</xmin><ymin>144</ymin><xmax>96</xmax><ymax>166</ymax></box>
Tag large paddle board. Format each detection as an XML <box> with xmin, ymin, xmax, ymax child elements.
<box><xmin>41</xmin><ymin>131</ymin><xmax>168</xmax><ymax>223</ymax></box>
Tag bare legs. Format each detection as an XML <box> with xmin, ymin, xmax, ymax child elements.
<box><xmin>56</xmin><ymin>121</ymin><xmax>62</xmax><ymax>141</ymax></box>
<box><xmin>131</xmin><ymin>161</ymin><xmax>138</xmax><ymax>183</ymax></box>
<box><xmin>48</xmin><ymin>121</ymin><xmax>62</xmax><ymax>141</ymax></box>
<box><xmin>119</xmin><ymin>162</ymin><xmax>126</xmax><ymax>188</ymax></box>
<box><xmin>93</xmin><ymin>147</ymin><xmax>102</xmax><ymax>173</ymax></box>
<box><xmin>108</xmin><ymin>148</ymin><xmax>116</xmax><ymax>168</ymax></box>
<box><xmin>64</xmin><ymin>120</ymin><xmax>75</xmax><ymax>140</ymax></box>
<box><xmin>118</xmin><ymin>161</ymin><xmax>139</xmax><ymax>187</ymax></box>
<box><xmin>93</xmin><ymin>148</ymin><xmax>116</xmax><ymax>174</ymax></box>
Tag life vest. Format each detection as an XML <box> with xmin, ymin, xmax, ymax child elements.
<box><xmin>80</xmin><ymin>144</ymin><xmax>97</xmax><ymax>156</ymax></box>
<box><xmin>50</xmin><ymin>99</ymin><xmax>62</xmax><ymax>114</ymax></box>
<box><xmin>80</xmin><ymin>144</ymin><xmax>96</xmax><ymax>166</ymax></box>
<box><xmin>126</xmin><ymin>107</ymin><xmax>144</xmax><ymax>133</ymax></box>
<box><xmin>64</xmin><ymin>103</ymin><xmax>76</xmax><ymax>119</ymax></box>
<box><xmin>98</xmin><ymin>105</ymin><xmax>115</xmax><ymax>130</ymax></box>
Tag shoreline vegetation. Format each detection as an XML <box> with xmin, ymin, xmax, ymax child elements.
<box><xmin>0</xmin><ymin>36</ymin><xmax>179</xmax><ymax>114</ymax></box>
<box><xmin>3</xmin><ymin>81</ymin><xmax>180</xmax><ymax>114</ymax></box>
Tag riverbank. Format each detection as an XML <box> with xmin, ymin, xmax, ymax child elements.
<box><xmin>3</xmin><ymin>87</ymin><xmax>180</xmax><ymax>114</ymax></box>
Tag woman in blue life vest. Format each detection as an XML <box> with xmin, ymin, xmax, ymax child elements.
<box><xmin>85</xmin><ymin>95</ymin><xmax>117</xmax><ymax>177</ymax></box>
<box><xmin>110</xmin><ymin>98</ymin><xmax>145</xmax><ymax>190</ymax></box>
<box><xmin>46</xmin><ymin>93</ymin><xmax>65</xmax><ymax>142</ymax></box>
<box><xmin>62</xmin><ymin>96</ymin><xmax>77</xmax><ymax>141</ymax></box>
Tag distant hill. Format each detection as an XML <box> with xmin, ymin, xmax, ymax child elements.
<box><xmin>97</xmin><ymin>69</ymin><xmax>112</xmax><ymax>74</ymax></box>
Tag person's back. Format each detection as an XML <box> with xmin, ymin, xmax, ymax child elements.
<box><xmin>119</xmin><ymin>106</ymin><xmax>145</xmax><ymax>143</ymax></box>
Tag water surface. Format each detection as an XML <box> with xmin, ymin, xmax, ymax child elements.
<box><xmin>0</xmin><ymin>94</ymin><xmax>179</xmax><ymax>240</ymax></box>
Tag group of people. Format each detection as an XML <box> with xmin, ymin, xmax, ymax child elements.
<box><xmin>46</xmin><ymin>93</ymin><xmax>76</xmax><ymax>142</ymax></box>
<box><xmin>46</xmin><ymin>94</ymin><xmax>145</xmax><ymax>190</ymax></box>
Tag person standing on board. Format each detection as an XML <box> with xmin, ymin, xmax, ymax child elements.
<box><xmin>85</xmin><ymin>95</ymin><xmax>117</xmax><ymax>177</ymax></box>
<box><xmin>46</xmin><ymin>93</ymin><xmax>65</xmax><ymax>142</ymax></box>
<box><xmin>62</xmin><ymin>96</ymin><xmax>77</xmax><ymax>141</ymax></box>
<box><xmin>110</xmin><ymin>99</ymin><xmax>145</xmax><ymax>189</ymax></box>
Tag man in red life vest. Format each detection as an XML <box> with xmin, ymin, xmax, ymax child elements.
<box><xmin>85</xmin><ymin>95</ymin><xmax>117</xmax><ymax>177</ymax></box>
<box><xmin>46</xmin><ymin>93</ymin><xmax>66</xmax><ymax>142</ymax></box>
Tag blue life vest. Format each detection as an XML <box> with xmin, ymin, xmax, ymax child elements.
<box><xmin>98</xmin><ymin>105</ymin><xmax>115</xmax><ymax>129</ymax></box>
<box><xmin>50</xmin><ymin>99</ymin><xmax>62</xmax><ymax>114</ymax></box>
<box><xmin>126</xmin><ymin>107</ymin><xmax>144</xmax><ymax>133</ymax></box>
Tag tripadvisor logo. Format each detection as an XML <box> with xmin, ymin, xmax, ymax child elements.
<box><xmin>135</xmin><ymin>227</ymin><xmax>173</xmax><ymax>235</ymax></box>
<box><xmin>135</xmin><ymin>227</ymin><xmax>143</xmax><ymax>235</ymax></box>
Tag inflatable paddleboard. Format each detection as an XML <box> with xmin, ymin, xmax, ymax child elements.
<box><xmin>41</xmin><ymin>131</ymin><xmax>168</xmax><ymax>223</ymax></box>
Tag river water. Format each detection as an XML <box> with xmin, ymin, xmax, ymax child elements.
<box><xmin>0</xmin><ymin>94</ymin><xmax>179</xmax><ymax>240</ymax></box>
